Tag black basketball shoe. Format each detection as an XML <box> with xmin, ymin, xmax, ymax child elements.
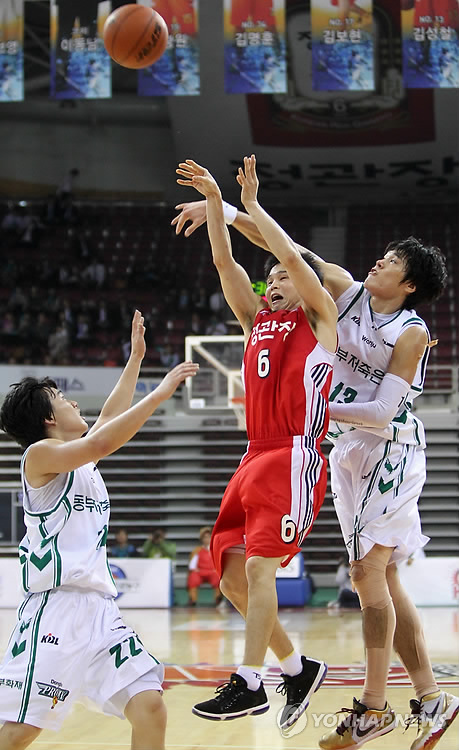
<box><xmin>277</xmin><ymin>656</ymin><xmax>328</xmax><ymax>731</ymax></box>
<box><xmin>192</xmin><ymin>673</ymin><xmax>269</xmax><ymax>720</ymax></box>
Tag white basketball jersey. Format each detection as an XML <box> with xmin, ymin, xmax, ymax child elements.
<box><xmin>328</xmin><ymin>281</ymin><xmax>430</xmax><ymax>447</ymax></box>
<box><xmin>19</xmin><ymin>452</ymin><xmax>117</xmax><ymax>597</ymax></box>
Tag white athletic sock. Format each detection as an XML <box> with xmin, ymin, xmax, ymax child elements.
<box><xmin>236</xmin><ymin>665</ymin><xmax>262</xmax><ymax>691</ymax></box>
<box><xmin>279</xmin><ymin>650</ymin><xmax>303</xmax><ymax>677</ymax></box>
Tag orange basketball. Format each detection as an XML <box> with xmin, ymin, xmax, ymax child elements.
<box><xmin>103</xmin><ymin>4</ymin><xmax>168</xmax><ymax>69</ymax></box>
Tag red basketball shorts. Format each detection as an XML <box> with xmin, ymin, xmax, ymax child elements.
<box><xmin>210</xmin><ymin>436</ymin><xmax>327</xmax><ymax>579</ymax></box>
<box><xmin>187</xmin><ymin>570</ymin><xmax>220</xmax><ymax>589</ymax></box>
<box><xmin>231</xmin><ymin>0</ymin><xmax>275</xmax><ymax>28</ymax></box>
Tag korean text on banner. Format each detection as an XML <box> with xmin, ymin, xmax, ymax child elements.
<box><xmin>138</xmin><ymin>0</ymin><xmax>200</xmax><ymax>96</ymax></box>
<box><xmin>50</xmin><ymin>0</ymin><xmax>112</xmax><ymax>99</ymax></box>
<box><xmin>0</xmin><ymin>0</ymin><xmax>24</xmax><ymax>102</ymax></box>
<box><xmin>311</xmin><ymin>0</ymin><xmax>375</xmax><ymax>91</ymax></box>
<box><xmin>224</xmin><ymin>0</ymin><xmax>287</xmax><ymax>94</ymax></box>
<box><xmin>402</xmin><ymin>0</ymin><xmax>459</xmax><ymax>88</ymax></box>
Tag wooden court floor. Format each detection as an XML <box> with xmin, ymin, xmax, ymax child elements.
<box><xmin>0</xmin><ymin>606</ymin><xmax>457</xmax><ymax>750</ymax></box>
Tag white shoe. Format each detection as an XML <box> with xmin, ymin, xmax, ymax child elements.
<box><xmin>407</xmin><ymin>690</ymin><xmax>459</xmax><ymax>750</ymax></box>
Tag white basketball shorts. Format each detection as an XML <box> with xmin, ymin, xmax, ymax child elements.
<box><xmin>330</xmin><ymin>431</ymin><xmax>430</xmax><ymax>563</ymax></box>
<box><xmin>0</xmin><ymin>588</ymin><xmax>164</xmax><ymax>730</ymax></box>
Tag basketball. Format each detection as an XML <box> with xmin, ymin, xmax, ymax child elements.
<box><xmin>103</xmin><ymin>4</ymin><xmax>169</xmax><ymax>70</ymax></box>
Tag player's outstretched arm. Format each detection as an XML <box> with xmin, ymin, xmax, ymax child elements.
<box><xmin>176</xmin><ymin>160</ymin><xmax>263</xmax><ymax>335</ymax></box>
<box><xmin>329</xmin><ymin>327</ymin><xmax>428</xmax><ymax>428</ymax></box>
<box><xmin>87</xmin><ymin>309</ymin><xmax>146</xmax><ymax>435</ymax></box>
<box><xmin>26</xmin><ymin>362</ymin><xmax>199</xmax><ymax>480</ymax></box>
<box><xmin>238</xmin><ymin>155</ymin><xmax>337</xmax><ymax>327</ymax></box>
<box><xmin>172</xmin><ymin>196</ymin><xmax>353</xmax><ymax>301</ymax></box>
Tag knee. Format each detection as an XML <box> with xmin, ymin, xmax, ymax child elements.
<box><xmin>125</xmin><ymin>690</ymin><xmax>167</xmax><ymax>732</ymax></box>
<box><xmin>350</xmin><ymin>560</ymin><xmax>391</xmax><ymax>610</ymax></box>
<box><xmin>0</xmin><ymin>721</ymin><xmax>41</xmax><ymax>750</ymax></box>
<box><xmin>245</xmin><ymin>556</ymin><xmax>277</xmax><ymax>588</ymax></box>
<box><xmin>220</xmin><ymin>571</ymin><xmax>245</xmax><ymax>605</ymax></box>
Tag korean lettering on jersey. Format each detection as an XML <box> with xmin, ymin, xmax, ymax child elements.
<box><xmin>310</xmin><ymin>0</ymin><xmax>375</xmax><ymax>91</ymax></box>
<box><xmin>50</xmin><ymin>0</ymin><xmax>112</xmax><ymax>100</ymax></box>
<box><xmin>0</xmin><ymin>0</ymin><xmax>24</xmax><ymax>102</ymax></box>
<box><xmin>224</xmin><ymin>0</ymin><xmax>287</xmax><ymax>94</ymax></box>
<box><xmin>402</xmin><ymin>0</ymin><xmax>459</xmax><ymax>88</ymax></box>
<box><xmin>138</xmin><ymin>0</ymin><xmax>200</xmax><ymax>96</ymax></box>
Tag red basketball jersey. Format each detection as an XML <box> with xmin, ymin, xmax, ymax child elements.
<box><xmin>414</xmin><ymin>0</ymin><xmax>459</xmax><ymax>28</ymax></box>
<box><xmin>243</xmin><ymin>307</ymin><xmax>334</xmax><ymax>442</ymax></box>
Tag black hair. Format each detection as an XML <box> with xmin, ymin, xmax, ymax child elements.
<box><xmin>385</xmin><ymin>236</ymin><xmax>448</xmax><ymax>309</ymax></box>
<box><xmin>0</xmin><ymin>377</ymin><xmax>57</xmax><ymax>450</ymax></box>
<box><xmin>263</xmin><ymin>250</ymin><xmax>324</xmax><ymax>285</ymax></box>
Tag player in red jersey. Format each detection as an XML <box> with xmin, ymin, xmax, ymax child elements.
<box><xmin>176</xmin><ymin>155</ymin><xmax>337</xmax><ymax>728</ymax></box>
<box><xmin>152</xmin><ymin>0</ymin><xmax>197</xmax><ymax>35</ymax></box>
<box><xmin>412</xmin><ymin>0</ymin><xmax>459</xmax><ymax>29</ymax></box>
<box><xmin>187</xmin><ymin>527</ymin><xmax>221</xmax><ymax>606</ymax></box>
<box><xmin>230</xmin><ymin>0</ymin><xmax>276</xmax><ymax>28</ymax></box>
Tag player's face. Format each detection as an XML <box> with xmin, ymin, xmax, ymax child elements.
<box><xmin>48</xmin><ymin>389</ymin><xmax>88</xmax><ymax>437</ymax></box>
<box><xmin>364</xmin><ymin>250</ymin><xmax>415</xmax><ymax>300</ymax></box>
<box><xmin>266</xmin><ymin>265</ymin><xmax>302</xmax><ymax>311</ymax></box>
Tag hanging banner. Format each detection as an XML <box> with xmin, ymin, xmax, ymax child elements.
<box><xmin>223</xmin><ymin>0</ymin><xmax>287</xmax><ymax>94</ymax></box>
<box><xmin>247</xmin><ymin>0</ymin><xmax>435</xmax><ymax>149</ymax></box>
<box><xmin>137</xmin><ymin>0</ymin><xmax>200</xmax><ymax>96</ymax></box>
<box><xmin>310</xmin><ymin>0</ymin><xmax>374</xmax><ymax>90</ymax></box>
<box><xmin>50</xmin><ymin>0</ymin><xmax>112</xmax><ymax>99</ymax></box>
<box><xmin>0</xmin><ymin>0</ymin><xmax>24</xmax><ymax>102</ymax></box>
<box><xmin>402</xmin><ymin>0</ymin><xmax>459</xmax><ymax>88</ymax></box>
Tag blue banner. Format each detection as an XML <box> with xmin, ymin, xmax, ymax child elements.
<box><xmin>224</xmin><ymin>0</ymin><xmax>287</xmax><ymax>94</ymax></box>
<box><xmin>402</xmin><ymin>0</ymin><xmax>459</xmax><ymax>88</ymax></box>
<box><xmin>0</xmin><ymin>0</ymin><xmax>23</xmax><ymax>102</ymax></box>
<box><xmin>311</xmin><ymin>0</ymin><xmax>375</xmax><ymax>91</ymax></box>
<box><xmin>50</xmin><ymin>0</ymin><xmax>112</xmax><ymax>99</ymax></box>
<box><xmin>138</xmin><ymin>0</ymin><xmax>200</xmax><ymax>96</ymax></box>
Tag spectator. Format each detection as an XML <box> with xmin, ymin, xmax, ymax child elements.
<box><xmin>57</xmin><ymin>167</ymin><xmax>80</xmax><ymax>200</ymax></box>
<box><xmin>209</xmin><ymin>286</ymin><xmax>226</xmax><ymax>314</ymax></box>
<box><xmin>187</xmin><ymin>527</ymin><xmax>222</xmax><ymax>607</ymax></box>
<box><xmin>110</xmin><ymin>528</ymin><xmax>137</xmax><ymax>558</ymax></box>
<box><xmin>191</xmin><ymin>286</ymin><xmax>208</xmax><ymax>311</ymax></box>
<box><xmin>158</xmin><ymin>342</ymin><xmax>180</xmax><ymax>369</ymax></box>
<box><xmin>205</xmin><ymin>315</ymin><xmax>228</xmax><ymax>336</ymax></box>
<box><xmin>328</xmin><ymin>557</ymin><xmax>360</xmax><ymax>609</ymax></box>
<box><xmin>192</xmin><ymin>312</ymin><xmax>203</xmax><ymax>334</ymax></box>
<box><xmin>1</xmin><ymin>312</ymin><xmax>17</xmax><ymax>336</ymax></box>
<box><xmin>48</xmin><ymin>322</ymin><xmax>70</xmax><ymax>363</ymax></box>
<box><xmin>142</xmin><ymin>529</ymin><xmax>176</xmax><ymax>560</ymax></box>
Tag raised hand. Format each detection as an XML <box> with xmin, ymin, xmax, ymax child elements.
<box><xmin>155</xmin><ymin>361</ymin><xmax>199</xmax><ymax>401</ymax></box>
<box><xmin>176</xmin><ymin>160</ymin><xmax>221</xmax><ymax>199</ymax></box>
<box><xmin>236</xmin><ymin>155</ymin><xmax>259</xmax><ymax>208</ymax></box>
<box><xmin>130</xmin><ymin>309</ymin><xmax>146</xmax><ymax>361</ymax></box>
<box><xmin>171</xmin><ymin>200</ymin><xmax>207</xmax><ymax>237</ymax></box>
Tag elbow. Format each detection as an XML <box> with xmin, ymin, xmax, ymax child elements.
<box><xmin>87</xmin><ymin>432</ymin><xmax>112</xmax><ymax>462</ymax></box>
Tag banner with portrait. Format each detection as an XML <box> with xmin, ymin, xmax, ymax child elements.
<box><xmin>402</xmin><ymin>0</ymin><xmax>459</xmax><ymax>88</ymax></box>
<box><xmin>310</xmin><ymin>0</ymin><xmax>375</xmax><ymax>90</ymax></box>
<box><xmin>0</xmin><ymin>0</ymin><xmax>23</xmax><ymax>102</ymax></box>
<box><xmin>223</xmin><ymin>0</ymin><xmax>287</xmax><ymax>94</ymax></box>
<box><xmin>137</xmin><ymin>0</ymin><xmax>200</xmax><ymax>96</ymax></box>
<box><xmin>50</xmin><ymin>0</ymin><xmax>112</xmax><ymax>99</ymax></box>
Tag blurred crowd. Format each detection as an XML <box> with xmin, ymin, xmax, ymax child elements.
<box><xmin>0</xmin><ymin>180</ymin><xmax>232</xmax><ymax>367</ymax></box>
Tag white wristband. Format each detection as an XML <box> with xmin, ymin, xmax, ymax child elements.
<box><xmin>222</xmin><ymin>201</ymin><xmax>237</xmax><ymax>225</ymax></box>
